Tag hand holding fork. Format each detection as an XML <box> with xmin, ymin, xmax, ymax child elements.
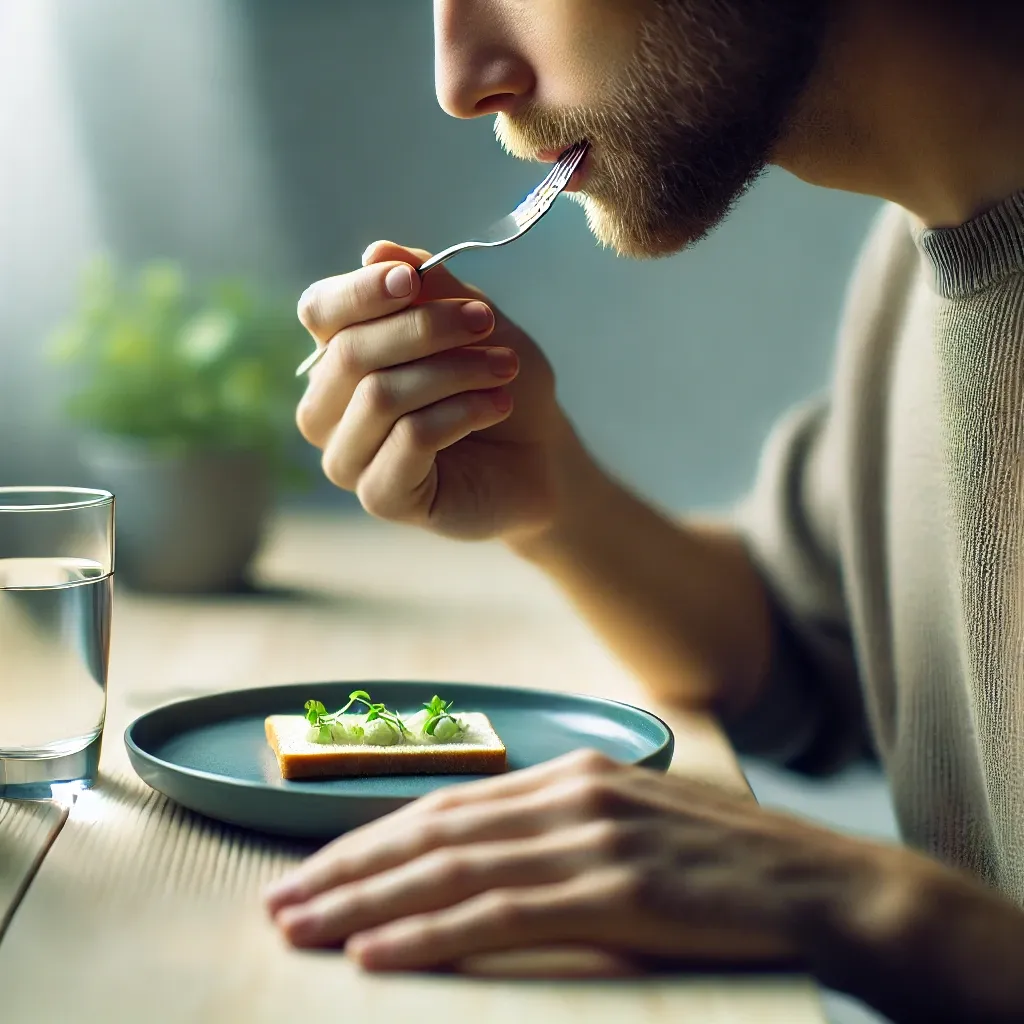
<box><xmin>295</xmin><ymin>141</ymin><xmax>589</xmax><ymax>377</ymax></box>
<box><xmin>291</xmin><ymin>142</ymin><xmax>593</xmax><ymax>541</ymax></box>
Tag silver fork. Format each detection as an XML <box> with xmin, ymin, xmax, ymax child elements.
<box><xmin>295</xmin><ymin>140</ymin><xmax>590</xmax><ymax>377</ymax></box>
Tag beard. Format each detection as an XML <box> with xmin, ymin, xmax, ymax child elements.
<box><xmin>495</xmin><ymin>0</ymin><xmax>830</xmax><ymax>258</ymax></box>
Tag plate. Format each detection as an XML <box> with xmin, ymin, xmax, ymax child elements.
<box><xmin>125</xmin><ymin>681</ymin><xmax>674</xmax><ymax>840</ymax></box>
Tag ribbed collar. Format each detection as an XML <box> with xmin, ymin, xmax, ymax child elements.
<box><xmin>916</xmin><ymin>191</ymin><xmax>1024</xmax><ymax>300</ymax></box>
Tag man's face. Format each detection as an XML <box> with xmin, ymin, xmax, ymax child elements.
<box><xmin>434</xmin><ymin>0</ymin><xmax>829</xmax><ymax>258</ymax></box>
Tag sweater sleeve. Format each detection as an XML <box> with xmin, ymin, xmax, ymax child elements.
<box><xmin>720</xmin><ymin>397</ymin><xmax>871</xmax><ymax>776</ymax></box>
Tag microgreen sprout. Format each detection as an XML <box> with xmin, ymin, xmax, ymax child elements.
<box><xmin>303</xmin><ymin>691</ymin><xmax>409</xmax><ymax>742</ymax></box>
<box><xmin>422</xmin><ymin>695</ymin><xmax>461</xmax><ymax>738</ymax></box>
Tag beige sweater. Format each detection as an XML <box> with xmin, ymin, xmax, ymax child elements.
<box><xmin>727</xmin><ymin>192</ymin><xmax>1024</xmax><ymax>902</ymax></box>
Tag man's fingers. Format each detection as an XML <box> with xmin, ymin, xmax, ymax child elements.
<box><xmin>275</xmin><ymin>833</ymin><xmax>580</xmax><ymax>949</ymax></box>
<box><xmin>266</xmin><ymin>770</ymin><xmax>576</xmax><ymax>915</ymax></box>
<box><xmin>410</xmin><ymin>749</ymin><xmax>626</xmax><ymax>815</ymax></box>
<box><xmin>344</xmin><ymin>875</ymin><xmax>611</xmax><ymax>971</ymax></box>
<box><xmin>362</xmin><ymin>239</ymin><xmax>486</xmax><ymax>304</ymax></box>
<box><xmin>263</xmin><ymin>752</ymin><xmax>627</xmax><ymax>915</ymax></box>
<box><xmin>296</xmin><ymin>298</ymin><xmax>499</xmax><ymax>450</ymax></box>
<box><xmin>297</xmin><ymin>260</ymin><xmax>422</xmax><ymax>345</ymax></box>
<box><xmin>362</xmin><ymin>239</ymin><xmax>430</xmax><ymax>267</ymax></box>
<box><xmin>349</xmin><ymin>389</ymin><xmax>513</xmax><ymax>521</ymax></box>
<box><xmin>315</xmin><ymin>346</ymin><xmax>515</xmax><ymax>491</ymax></box>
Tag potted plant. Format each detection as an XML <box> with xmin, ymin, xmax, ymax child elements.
<box><xmin>50</xmin><ymin>256</ymin><xmax>310</xmax><ymax>593</ymax></box>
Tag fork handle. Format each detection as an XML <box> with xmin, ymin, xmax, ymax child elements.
<box><xmin>416</xmin><ymin>242</ymin><xmax>474</xmax><ymax>276</ymax></box>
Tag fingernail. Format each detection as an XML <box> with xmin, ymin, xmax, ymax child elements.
<box><xmin>345</xmin><ymin>935</ymin><xmax>371</xmax><ymax>964</ymax></box>
<box><xmin>486</xmin><ymin>347</ymin><xmax>518</xmax><ymax>378</ymax></box>
<box><xmin>278</xmin><ymin>907</ymin><xmax>318</xmax><ymax>943</ymax></box>
<box><xmin>462</xmin><ymin>301</ymin><xmax>494</xmax><ymax>333</ymax></box>
<box><xmin>492</xmin><ymin>390</ymin><xmax>513</xmax><ymax>413</ymax></box>
<box><xmin>346</xmin><ymin>933</ymin><xmax>391</xmax><ymax>970</ymax></box>
<box><xmin>385</xmin><ymin>265</ymin><xmax>415</xmax><ymax>298</ymax></box>
<box><xmin>361</xmin><ymin>244</ymin><xmax>375</xmax><ymax>267</ymax></box>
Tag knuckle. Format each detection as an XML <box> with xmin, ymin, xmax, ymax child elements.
<box><xmin>320</xmin><ymin>450</ymin><xmax>349</xmax><ymax>492</ymax></box>
<box><xmin>415</xmin><ymin>788</ymin><xmax>463</xmax><ymax>821</ymax></box>
<box><xmin>562</xmin><ymin>774</ymin><xmax>623</xmax><ymax>819</ymax></box>
<box><xmin>411</xmin><ymin>817</ymin><xmax>447</xmax><ymax>849</ymax></box>
<box><xmin>614</xmin><ymin>862</ymin><xmax>664</xmax><ymax>913</ymax></box>
<box><xmin>423</xmin><ymin>849</ymin><xmax>474</xmax><ymax>890</ymax></box>
<box><xmin>476</xmin><ymin>889</ymin><xmax>523</xmax><ymax>929</ymax></box>
<box><xmin>587</xmin><ymin>819</ymin><xmax>639</xmax><ymax>860</ymax></box>
<box><xmin>567</xmin><ymin>748</ymin><xmax>619</xmax><ymax>776</ymax></box>
<box><xmin>295</xmin><ymin>393</ymin><xmax>321</xmax><ymax>444</ymax></box>
<box><xmin>356</xmin><ymin>370</ymin><xmax>399</xmax><ymax>417</ymax></box>
<box><xmin>393</xmin><ymin>411</ymin><xmax>436</xmax><ymax>452</ymax></box>
<box><xmin>418</xmin><ymin>788</ymin><xmax>456</xmax><ymax>814</ymax></box>
<box><xmin>330</xmin><ymin>333</ymin><xmax>362</xmax><ymax>380</ymax></box>
<box><xmin>297</xmin><ymin>284</ymin><xmax>328</xmax><ymax>336</ymax></box>
<box><xmin>359</xmin><ymin>265</ymin><xmax>390</xmax><ymax>306</ymax></box>
<box><xmin>299</xmin><ymin>270</ymin><xmax>383</xmax><ymax>341</ymax></box>
<box><xmin>403</xmin><ymin>305</ymin><xmax>436</xmax><ymax>350</ymax></box>
<box><xmin>355</xmin><ymin>478</ymin><xmax>394</xmax><ymax>520</ymax></box>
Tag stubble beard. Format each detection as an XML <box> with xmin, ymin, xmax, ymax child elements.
<box><xmin>496</xmin><ymin>1</ymin><xmax>829</xmax><ymax>259</ymax></box>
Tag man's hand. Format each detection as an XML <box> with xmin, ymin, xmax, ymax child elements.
<box><xmin>295</xmin><ymin>240</ymin><xmax>583</xmax><ymax>541</ymax></box>
<box><xmin>262</xmin><ymin>749</ymin><xmax>887</xmax><ymax>972</ymax></box>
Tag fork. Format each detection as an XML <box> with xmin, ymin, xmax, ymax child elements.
<box><xmin>295</xmin><ymin>140</ymin><xmax>590</xmax><ymax>377</ymax></box>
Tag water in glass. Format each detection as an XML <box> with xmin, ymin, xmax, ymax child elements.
<box><xmin>0</xmin><ymin>557</ymin><xmax>111</xmax><ymax>753</ymax></box>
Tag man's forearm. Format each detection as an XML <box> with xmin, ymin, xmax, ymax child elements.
<box><xmin>506</xmin><ymin>423</ymin><xmax>773</xmax><ymax>714</ymax></box>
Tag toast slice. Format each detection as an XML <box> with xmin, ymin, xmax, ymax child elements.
<box><xmin>265</xmin><ymin>711</ymin><xmax>508</xmax><ymax>780</ymax></box>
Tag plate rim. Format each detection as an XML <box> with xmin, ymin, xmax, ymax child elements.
<box><xmin>124</xmin><ymin>679</ymin><xmax>675</xmax><ymax>799</ymax></box>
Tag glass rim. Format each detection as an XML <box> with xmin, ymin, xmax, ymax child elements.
<box><xmin>0</xmin><ymin>486</ymin><xmax>114</xmax><ymax>512</ymax></box>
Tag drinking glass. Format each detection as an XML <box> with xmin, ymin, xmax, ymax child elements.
<box><xmin>0</xmin><ymin>487</ymin><xmax>114</xmax><ymax>799</ymax></box>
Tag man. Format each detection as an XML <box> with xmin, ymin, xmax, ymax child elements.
<box><xmin>264</xmin><ymin>1</ymin><xmax>1024</xmax><ymax>1020</ymax></box>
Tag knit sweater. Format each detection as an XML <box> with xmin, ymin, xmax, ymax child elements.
<box><xmin>727</xmin><ymin>192</ymin><xmax>1024</xmax><ymax>902</ymax></box>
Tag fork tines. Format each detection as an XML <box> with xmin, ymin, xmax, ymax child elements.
<box><xmin>511</xmin><ymin>141</ymin><xmax>590</xmax><ymax>229</ymax></box>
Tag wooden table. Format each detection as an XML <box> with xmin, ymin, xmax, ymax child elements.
<box><xmin>0</xmin><ymin>513</ymin><xmax>826</xmax><ymax>1022</ymax></box>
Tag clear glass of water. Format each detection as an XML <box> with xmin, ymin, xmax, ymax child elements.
<box><xmin>0</xmin><ymin>487</ymin><xmax>114</xmax><ymax>799</ymax></box>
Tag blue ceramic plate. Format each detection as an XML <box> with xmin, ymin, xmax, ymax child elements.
<box><xmin>125</xmin><ymin>680</ymin><xmax>674</xmax><ymax>841</ymax></box>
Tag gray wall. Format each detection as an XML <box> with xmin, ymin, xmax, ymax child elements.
<box><xmin>0</xmin><ymin>0</ymin><xmax>881</xmax><ymax>512</ymax></box>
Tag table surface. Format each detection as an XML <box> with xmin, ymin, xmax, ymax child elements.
<box><xmin>0</xmin><ymin>512</ymin><xmax>826</xmax><ymax>1023</ymax></box>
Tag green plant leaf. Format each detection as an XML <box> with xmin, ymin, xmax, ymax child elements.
<box><xmin>51</xmin><ymin>255</ymin><xmax>311</xmax><ymax>487</ymax></box>
<box><xmin>139</xmin><ymin>260</ymin><xmax>186</xmax><ymax>308</ymax></box>
<box><xmin>422</xmin><ymin>695</ymin><xmax>457</xmax><ymax>734</ymax></box>
<box><xmin>304</xmin><ymin>699</ymin><xmax>328</xmax><ymax>725</ymax></box>
<box><xmin>178</xmin><ymin>309</ymin><xmax>238</xmax><ymax>366</ymax></box>
<box><xmin>48</xmin><ymin>324</ymin><xmax>88</xmax><ymax>364</ymax></box>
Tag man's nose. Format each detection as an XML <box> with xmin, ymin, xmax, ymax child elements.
<box><xmin>433</xmin><ymin>0</ymin><xmax>534</xmax><ymax>119</ymax></box>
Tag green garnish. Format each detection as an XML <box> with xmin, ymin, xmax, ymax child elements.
<box><xmin>422</xmin><ymin>695</ymin><xmax>460</xmax><ymax>737</ymax></box>
<box><xmin>304</xmin><ymin>699</ymin><xmax>328</xmax><ymax>725</ymax></box>
<box><xmin>303</xmin><ymin>690</ymin><xmax>409</xmax><ymax>742</ymax></box>
<box><xmin>304</xmin><ymin>699</ymin><xmax>333</xmax><ymax>742</ymax></box>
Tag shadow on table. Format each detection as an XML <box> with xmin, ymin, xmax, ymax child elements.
<box><xmin>454</xmin><ymin>947</ymin><xmax>807</xmax><ymax>981</ymax></box>
<box><xmin>94</xmin><ymin>771</ymin><xmax>317</xmax><ymax>860</ymax></box>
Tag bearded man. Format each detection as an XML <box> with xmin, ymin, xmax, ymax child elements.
<box><xmin>266</xmin><ymin>5</ymin><xmax>1024</xmax><ymax>1021</ymax></box>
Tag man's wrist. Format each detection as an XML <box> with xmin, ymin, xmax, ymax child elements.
<box><xmin>790</xmin><ymin>841</ymin><xmax>1024</xmax><ymax>1024</ymax></box>
<box><xmin>812</xmin><ymin>844</ymin><xmax>929</xmax><ymax>955</ymax></box>
<box><xmin>503</xmin><ymin>416</ymin><xmax>615</xmax><ymax>564</ymax></box>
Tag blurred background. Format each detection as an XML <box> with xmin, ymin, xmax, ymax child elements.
<box><xmin>1</xmin><ymin>3</ymin><xmax>893</xmax><ymax>1017</ymax></box>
